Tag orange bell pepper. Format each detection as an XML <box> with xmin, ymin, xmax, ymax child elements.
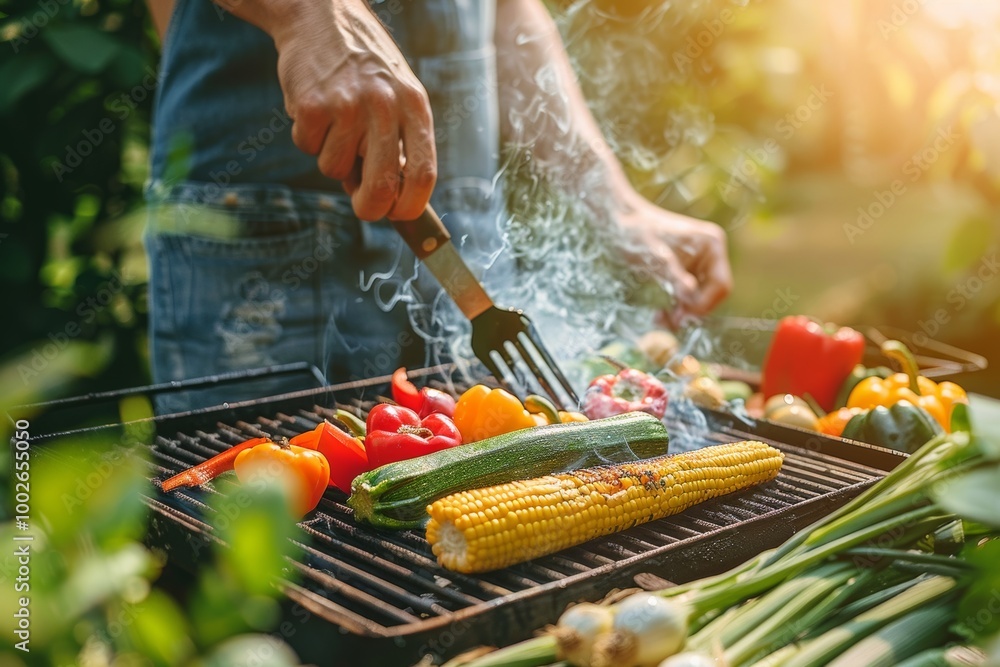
<box><xmin>234</xmin><ymin>439</ymin><xmax>330</xmax><ymax>517</ymax></box>
<box><xmin>291</xmin><ymin>420</ymin><xmax>368</xmax><ymax>494</ymax></box>
<box><xmin>816</xmin><ymin>407</ymin><xmax>864</xmax><ymax>437</ymax></box>
<box><xmin>453</xmin><ymin>385</ymin><xmax>537</xmax><ymax>443</ymax></box>
<box><xmin>847</xmin><ymin>340</ymin><xmax>967</xmax><ymax>432</ymax></box>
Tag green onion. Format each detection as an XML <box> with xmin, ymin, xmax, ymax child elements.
<box><xmin>781</xmin><ymin>576</ymin><xmax>958</xmax><ymax>667</ymax></box>
<box><xmin>443</xmin><ymin>636</ymin><xmax>557</xmax><ymax>667</ymax></box>
<box><xmin>826</xmin><ymin>603</ymin><xmax>954</xmax><ymax>667</ymax></box>
<box><xmin>806</xmin><ymin>576</ymin><xmax>924</xmax><ymax>639</ymax></box>
<box><xmin>722</xmin><ymin>564</ymin><xmax>855</xmax><ymax>666</ymax></box>
<box><xmin>458</xmin><ymin>432</ymin><xmax>993</xmax><ymax>667</ymax></box>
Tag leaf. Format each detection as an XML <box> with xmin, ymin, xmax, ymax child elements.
<box><xmin>931</xmin><ymin>467</ymin><xmax>1000</xmax><ymax>528</ymax></box>
<box><xmin>42</xmin><ymin>23</ymin><xmax>120</xmax><ymax>74</ymax></box>
<box><xmin>33</xmin><ymin>440</ymin><xmax>151</xmax><ymax>550</ymax></box>
<box><xmin>950</xmin><ymin>402</ymin><xmax>971</xmax><ymax>434</ymax></box>
<box><xmin>59</xmin><ymin>544</ymin><xmax>157</xmax><ymax>623</ymax></box>
<box><xmin>200</xmin><ymin>635</ymin><xmax>301</xmax><ymax>667</ymax></box>
<box><xmin>214</xmin><ymin>479</ymin><xmax>301</xmax><ymax>597</ymax></box>
<box><xmin>969</xmin><ymin>394</ymin><xmax>1000</xmax><ymax>460</ymax></box>
<box><xmin>126</xmin><ymin>590</ymin><xmax>195</xmax><ymax>666</ymax></box>
<box><xmin>942</xmin><ymin>217</ymin><xmax>996</xmax><ymax>274</ymax></box>
<box><xmin>161</xmin><ymin>131</ymin><xmax>194</xmax><ymax>183</ymax></box>
<box><xmin>0</xmin><ymin>53</ymin><xmax>57</xmax><ymax>114</ymax></box>
<box><xmin>107</xmin><ymin>43</ymin><xmax>149</xmax><ymax>87</ymax></box>
<box><xmin>956</xmin><ymin>538</ymin><xmax>1000</xmax><ymax>641</ymax></box>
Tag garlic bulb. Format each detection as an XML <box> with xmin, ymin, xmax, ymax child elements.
<box><xmin>552</xmin><ymin>602</ymin><xmax>614</xmax><ymax>667</ymax></box>
<box><xmin>592</xmin><ymin>593</ymin><xmax>688</xmax><ymax>667</ymax></box>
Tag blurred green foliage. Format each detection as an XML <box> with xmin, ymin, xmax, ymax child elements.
<box><xmin>0</xmin><ymin>3</ymin><xmax>997</xmax><ymax>664</ymax></box>
<box><xmin>1</xmin><ymin>0</ymin><xmax>998</xmax><ymax>405</ymax></box>
<box><xmin>0</xmin><ymin>0</ymin><xmax>155</xmax><ymax>409</ymax></box>
<box><xmin>0</xmin><ymin>400</ymin><xmax>306</xmax><ymax>665</ymax></box>
<box><xmin>552</xmin><ymin>0</ymin><xmax>1000</xmax><ymax>395</ymax></box>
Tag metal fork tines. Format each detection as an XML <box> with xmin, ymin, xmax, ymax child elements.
<box><xmin>470</xmin><ymin>306</ymin><xmax>580</xmax><ymax>411</ymax></box>
<box><xmin>390</xmin><ymin>204</ymin><xmax>579</xmax><ymax>410</ymax></box>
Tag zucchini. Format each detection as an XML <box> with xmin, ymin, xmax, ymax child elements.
<box><xmin>348</xmin><ymin>411</ymin><xmax>670</xmax><ymax>529</ymax></box>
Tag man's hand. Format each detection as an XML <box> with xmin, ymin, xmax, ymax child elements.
<box><xmin>495</xmin><ymin>0</ymin><xmax>733</xmax><ymax>325</ymax></box>
<box><xmin>243</xmin><ymin>0</ymin><xmax>436</xmax><ymax>221</ymax></box>
<box><xmin>616</xmin><ymin>191</ymin><xmax>733</xmax><ymax>328</ymax></box>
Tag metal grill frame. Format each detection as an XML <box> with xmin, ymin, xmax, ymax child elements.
<box><xmin>15</xmin><ymin>366</ymin><xmax>908</xmax><ymax>666</ymax></box>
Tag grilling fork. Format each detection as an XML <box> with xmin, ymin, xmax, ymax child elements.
<box><xmin>390</xmin><ymin>205</ymin><xmax>580</xmax><ymax>410</ymax></box>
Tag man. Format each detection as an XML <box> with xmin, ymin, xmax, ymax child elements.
<box><xmin>144</xmin><ymin>0</ymin><xmax>732</xmax><ymax>412</ymax></box>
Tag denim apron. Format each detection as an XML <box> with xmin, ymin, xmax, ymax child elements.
<box><xmin>145</xmin><ymin>0</ymin><xmax>507</xmax><ymax>412</ymax></box>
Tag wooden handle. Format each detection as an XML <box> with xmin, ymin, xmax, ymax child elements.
<box><xmin>390</xmin><ymin>205</ymin><xmax>451</xmax><ymax>260</ymax></box>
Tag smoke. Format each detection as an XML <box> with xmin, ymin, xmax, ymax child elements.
<box><xmin>355</xmin><ymin>0</ymin><xmax>758</xmax><ymax>397</ymax></box>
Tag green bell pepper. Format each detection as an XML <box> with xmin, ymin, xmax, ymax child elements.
<box><xmin>834</xmin><ymin>364</ymin><xmax>893</xmax><ymax>409</ymax></box>
<box><xmin>841</xmin><ymin>400</ymin><xmax>944</xmax><ymax>454</ymax></box>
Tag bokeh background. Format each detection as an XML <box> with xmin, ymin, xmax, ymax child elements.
<box><xmin>2</xmin><ymin>0</ymin><xmax>998</xmax><ymax>412</ymax></box>
<box><xmin>0</xmin><ymin>1</ymin><xmax>998</xmax><ymax>661</ymax></box>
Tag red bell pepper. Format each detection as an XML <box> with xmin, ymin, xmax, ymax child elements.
<box><xmin>291</xmin><ymin>420</ymin><xmax>368</xmax><ymax>494</ymax></box>
<box><xmin>391</xmin><ymin>368</ymin><xmax>456</xmax><ymax>418</ymax></box>
<box><xmin>583</xmin><ymin>368</ymin><xmax>668</xmax><ymax>420</ymax></box>
<box><xmin>761</xmin><ymin>316</ymin><xmax>865</xmax><ymax>412</ymax></box>
<box><xmin>365</xmin><ymin>403</ymin><xmax>462</xmax><ymax>469</ymax></box>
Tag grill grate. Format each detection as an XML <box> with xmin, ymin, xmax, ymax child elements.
<box><xmin>19</xmin><ymin>368</ymin><xmax>906</xmax><ymax>665</ymax></box>
<box><xmin>146</xmin><ymin>400</ymin><xmax>885</xmax><ymax>622</ymax></box>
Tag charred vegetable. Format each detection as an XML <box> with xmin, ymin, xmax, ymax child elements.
<box><xmin>349</xmin><ymin>412</ymin><xmax>671</xmax><ymax>529</ymax></box>
<box><xmin>425</xmin><ymin>440</ymin><xmax>783</xmax><ymax>573</ymax></box>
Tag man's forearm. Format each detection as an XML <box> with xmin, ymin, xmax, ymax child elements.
<box><xmin>495</xmin><ymin>0</ymin><xmax>631</xmax><ymax>200</ymax></box>
<box><xmin>214</xmin><ymin>0</ymin><xmax>351</xmax><ymax>50</ymax></box>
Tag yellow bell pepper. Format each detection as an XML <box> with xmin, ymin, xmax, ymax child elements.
<box><xmin>453</xmin><ymin>385</ymin><xmax>538</xmax><ymax>443</ymax></box>
<box><xmin>523</xmin><ymin>394</ymin><xmax>588</xmax><ymax>426</ymax></box>
<box><xmin>847</xmin><ymin>340</ymin><xmax>967</xmax><ymax>432</ymax></box>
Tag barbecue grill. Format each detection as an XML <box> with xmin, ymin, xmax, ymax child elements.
<box><xmin>13</xmin><ymin>363</ymin><xmax>908</xmax><ymax>667</ymax></box>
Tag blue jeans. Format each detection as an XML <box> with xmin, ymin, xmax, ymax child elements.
<box><xmin>144</xmin><ymin>184</ymin><xmax>424</xmax><ymax>412</ymax></box>
<box><xmin>145</xmin><ymin>1</ymin><xmax>505</xmax><ymax>412</ymax></box>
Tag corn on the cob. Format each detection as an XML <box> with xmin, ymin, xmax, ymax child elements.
<box><xmin>426</xmin><ymin>440</ymin><xmax>784</xmax><ymax>573</ymax></box>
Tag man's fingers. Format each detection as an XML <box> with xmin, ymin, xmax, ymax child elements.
<box><xmin>351</xmin><ymin>125</ymin><xmax>401</xmax><ymax>221</ymax></box>
<box><xmin>654</xmin><ymin>244</ymin><xmax>699</xmax><ymax>300</ymax></box>
<box><xmin>388</xmin><ymin>93</ymin><xmax>437</xmax><ymax>221</ymax></box>
<box><xmin>289</xmin><ymin>96</ymin><xmax>332</xmax><ymax>156</ymax></box>
<box><xmin>389</xmin><ymin>129</ymin><xmax>437</xmax><ymax>220</ymax></box>
<box><xmin>686</xmin><ymin>232</ymin><xmax>733</xmax><ymax>314</ymax></box>
<box><xmin>317</xmin><ymin>123</ymin><xmax>363</xmax><ymax>183</ymax></box>
<box><xmin>689</xmin><ymin>254</ymin><xmax>733</xmax><ymax>314</ymax></box>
